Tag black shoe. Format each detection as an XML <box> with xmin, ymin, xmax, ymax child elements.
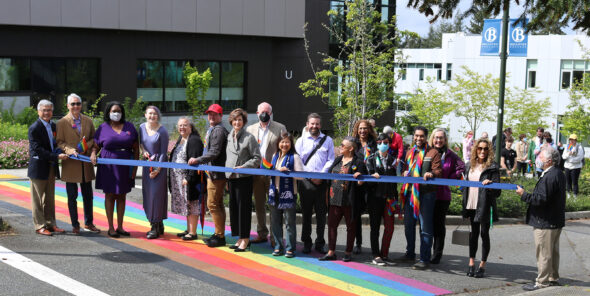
<box><xmin>146</xmin><ymin>223</ymin><xmax>159</xmax><ymax>239</ymax></box>
<box><xmin>342</xmin><ymin>254</ymin><xmax>352</xmax><ymax>262</ymax></box>
<box><xmin>412</xmin><ymin>261</ymin><xmax>429</xmax><ymax>270</ymax></box>
<box><xmin>394</xmin><ymin>254</ymin><xmax>415</xmax><ymax>263</ymax></box>
<box><xmin>474</xmin><ymin>267</ymin><xmax>485</xmax><ymax>278</ymax></box>
<box><xmin>353</xmin><ymin>245</ymin><xmax>362</xmax><ymax>255</ymax></box>
<box><xmin>522</xmin><ymin>283</ymin><xmax>545</xmax><ymax>291</ymax></box>
<box><xmin>318</xmin><ymin>254</ymin><xmax>337</xmax><ymax>261</ymax></box>
<box><xmin>549</xmin><ymin>281</ymin><xmax>561</xmax><ymax>286</ymax></box>
<box><xmin>430</xmin><ymin>255</ymin><xmax>441</xmax><ymax>264</ymax></box>
<box><xmin>207</xmin><ymin>236</ymin><xmax>226</xmax><ymax>248</ymax></box>
<box><xmin>116</xmin><ymin>228</ymin><xmax>130</xmax><ymax>236</ymax></box>
<box><xmin>204</xmin><ymin>234</ymin><xmax>218</xmax><ymax>244</ymax></box>
<box><xmin>302</xmin><ymin>245</ymin><xmax>312</xmax><ymax>254</ymax></box>
<box><xmin>314</xmin><ymin>245</ymin><xmax>327</xmax><ymax>254</ymax></box>
<box><xmin>182</xmin><ymin>233</ymin><xmax>198</xmax><ymax>241</ymax></box>
<box><xmin>158</xmin><ymin>222</ymin><xmax>164</xmax><ymax>235</ymax></box>
<box><xmin>107</xmin><ymin>230</ymin><xmax>120</xmax><ymax>238</ymax></box>
<box><xmin>176</xmin><ymin>230</ymin><xmax>189</xmax><ymax>237</ymax></box>
<box><xmin>467</xmin><ymin>265</ymin><xmax>475</xmax><ymax>277</ymax></box>
<box><xmin>234</xmin><ymin>242</ymin><xmax>251</xmax><ymax>252</ymax></box>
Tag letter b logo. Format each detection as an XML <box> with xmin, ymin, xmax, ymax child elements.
<box><xmin>512</xmin><ymin>28</ymin><xmax>525</xmax><ymax>42</ymax></box>
<box><xmin>484</xmin><ymin>28</ymin><xmax>497</xmax><ymax>42</ymax></box>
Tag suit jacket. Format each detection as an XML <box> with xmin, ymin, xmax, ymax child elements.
<box><xmin>56</xmin><ymin>113</ymin><xmax>96</xmax><ymax>183</ymax></box>
<box><xmin>521</xmin><ymin>166</ymin><xmax>566</xmax><ymax>229</ymax></box>
<box><xmin>28</xmin><ymin>118</ymin><xmax>61</xmax><ymax>180</ymax></box>
<box><xmin>245</xmin><ymin>120</ymin><xmax>287</xmax><ymax>163</ymax></box>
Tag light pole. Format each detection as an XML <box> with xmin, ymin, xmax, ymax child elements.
<box><xmin>495</xmin><ymin>2</ymin><xmax>509</xmax><ymax>164</ymax></box>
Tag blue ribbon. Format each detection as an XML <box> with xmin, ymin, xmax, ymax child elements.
<box><xmin>70</xmin><ymin>155</ymin><xmax>518</xmax><ymax>190</ymax></box>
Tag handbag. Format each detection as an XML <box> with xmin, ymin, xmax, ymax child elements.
<box><xmin>451</xmin><ymin>220</ymin><xmax>471</xmax><ymax>246</ymax></box>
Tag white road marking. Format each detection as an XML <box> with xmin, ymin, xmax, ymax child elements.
<box><xmin>0</xmin><ymin>245</ymin><xmax>110</xmax><ymax>296</ymax></box>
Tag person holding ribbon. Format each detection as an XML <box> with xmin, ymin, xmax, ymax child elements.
<box><xmin>268</xmin><ymin>132</ymin><xmax>303</xmax><ymax>258</ymax></box>
<box><xmin>319</xmin><ymin>136</ymin><xmax>366</xmax><ymax>262</ymax></box>
<box><xmin>225</xmin><ymin>108</ymin><xmax>261</xmax><ymax>252</ymax></box>
<box><xmin>56</xmin><ymin>93</ymin><xmax>100</xmax><ymax>235</ymax></box>
<box><xmin>365</xmin><ymin>133</ymin><xmax>398</xmax><ymax>266</ymax></box>
<box><xmin>462</xmin><ymin>138</ymin><xmax>500</xmax><ymax>278</ymax></box>
<box><xmin>139</xmin><ymin>106</ymin><xmax>169</xmax><ymax>239</ymax></box>
<box><xmin>93</xmin><ymin>101</ymin><xmax>139</xmax><ymax>238</ymax></box>
<box><xmin>397</xmin><ymin>126</ymin><xmax>442</xmax><ymax>270</ymax></box>
<box><xmin>245</xmin><ymin>102</ymin><xmax>286</xmax><ymax>247</ymax></box>
<box><xmin>351</xmin><ymin>119</ymin><xmax>377</xmax><ymax>254</ymax></box>
<box><xmin>169</xmin><ymin>117</ymin><xmax>204</xmax><ymax>241</ymax></box>
<box><xmin>562</xmin><ymin>134</ymin><xmax>584</xmax><ymax>199</ymax></box>
<box><xmin>429</xmin><ymin>128</ymin><xmax>465</xmax><ymax>264</ymax></box>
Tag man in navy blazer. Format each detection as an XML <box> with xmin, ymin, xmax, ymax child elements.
<box><xmin>28</xmin><ymin>99</ymin><xmax>68</xmax><ymax>236</ymax></box>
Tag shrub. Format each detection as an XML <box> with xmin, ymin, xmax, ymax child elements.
<box><xmin>0</xmin><ymin>121</ymin><xmax>29</xmax><ymax>141</ymax></box>
<box><xmin>0</xmin><ymin>140</ymin><xmax>29</xmax><ymax>169</ymax></box>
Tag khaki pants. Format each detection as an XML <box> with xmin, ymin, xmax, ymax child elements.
<box><xmin>534</xmin><ymin>228</ymin><xmax>562</xmax><ymax>286</ymax></box>
<box><xmin>207</xmin><ymin>179</ymin><xmax>227</xmax><ymax>237</ymax></box>
<box><xmin>252</xmin><ymin>175</ymin><xmax>270</xmax><ymax>238</ymax></box>
<box><xmin>30</xmin><ymin>169</ymin><xmax>57</xmax><ymax>230</ymax></box>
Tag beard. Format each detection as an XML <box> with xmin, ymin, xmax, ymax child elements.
<box><xmin>309</xmin><ymin>127</ymin><xmax>320</xmax><ymax>136</ymax></box>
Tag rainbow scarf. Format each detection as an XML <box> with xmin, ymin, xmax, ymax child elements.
<box><xmin>364</xmin><ymin>145</ymin><xmax>371</xmax><ymax>161</ymax></box>
<box><xmin>399</xmin><ymin>144</ymin><xmax>427</xmax><ymax>219</ymax></box>
<box><xmin>77</xmin><ymin>136</ymin><xmax>88</xmax><ymax>153</ymax></box>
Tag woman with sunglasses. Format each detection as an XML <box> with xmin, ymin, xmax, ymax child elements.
<box><xmin>462</xmin><ymin>138</ymin><xmax>500</xmax><ymax>278</ymax></box>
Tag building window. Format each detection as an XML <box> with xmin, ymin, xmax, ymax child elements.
<box><xmin>419</xmin><ymin>69</ymin><xmax>424</xmax><ymax>81</ymax></box>
<box><xmin>446</xmin><ymin>63</ymin><xmax>452</xmax><ymax>81</ymax></box>
<box><xmin>560</xmin><ymin>59</ymin><xmax>590</xmax><ymax>89</ymax></box>
<box><xmin>195</xmin><ymin>61</ymin><xmax>246</xmax><ymax>111</ymax></box>
<box><xmin>526</xmin><ymin>59</ymin><xmax>537</xmax><ymax>88</ymax></box>
<box><xmin>0</xmin><ymin>58</ymin><xmax>30</xmax><ymax>91</ymax></box>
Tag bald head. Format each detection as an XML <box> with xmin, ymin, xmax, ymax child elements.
<box><xmin>257</xmin><ymin>102</ymin><xmax>272</xmax><ymax>115</ymax></box>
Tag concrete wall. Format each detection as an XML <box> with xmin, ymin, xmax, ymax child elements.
<box><xmin>0</xmin><ymin>0</ymin><xmax>305</xmax><ymax>38</ymax></box>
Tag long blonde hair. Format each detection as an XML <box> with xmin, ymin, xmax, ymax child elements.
<box><xmin>470</xmin><ymin>138</ymin><xmax>494</xmax><ymax>169</ymax></box>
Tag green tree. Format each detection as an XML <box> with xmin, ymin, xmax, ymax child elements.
<box><xmin>504</xmin><ymin>87</ymin><xmax>551</xmax><ymax>137</ymax></box>
<box><xmin>400</xmin><ymin>14</ymin><xmax>464</xmax><ymax>48</ymax></box>
<box><xmin>406</xmin><ymin>0</ymin><xmax>590</xmax><ymax>35</ymax></box>
<box><xmin>405</xmin><ymin>77</ymin><xmax>453</xmax><ymax>131</ymax></box>
<box><xmin>183</xmin><ymin>63</ymin><xmax>213</xmax><ymax>131</ymax></box>
<box><xmin>561</xmin><ymin>41</ymin><xmax>590</xmax><ymax>142</ymax></box>
<box><xmin>464</xmin><ymin>3</ymin><xmax>498</xmax><ymax>34</ymax></box>
<box><xmin>300</xmin><ymin>0</ymin><xmax>406</xmax><ymax>136</ymax></box>
<box><xmin>447</xmin><ymin>66</ymin><xmax>498</xmax><ymax>136</ymax></box>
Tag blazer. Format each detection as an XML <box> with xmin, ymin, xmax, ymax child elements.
<box><xmin>521</xmin><ymin>166</ymin><xmax>566</xmax><ymax>229</ymax></box>
<box><xmin>169</xmin><ymin>132</ymin><xmax>205</xmax><ymax>201</ymax></box>
<box><xmin>461</xmin><ymin>162</ymin><xmax>501</xmax><ymax>223</ymax></box>
<box><xmin>245</xmin><ymin>120</ymin><xmax>287</xmax><ymax>163</ymax></box>
<box><xmin>56</xmin><ymin>113</ymin><xmax>96</xmax><ymax>183</ymax></box>
<box><xmin>28</xmin><ymin>118</ymin><xmax>61</xmax><ymax>180</ymax></box>
<box><xmin>225</xmin><ymin>128</ymin><xmax>261</xmax><ymax>179</ymax></box>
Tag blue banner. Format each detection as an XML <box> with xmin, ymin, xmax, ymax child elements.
<box><xmin>509</xmin><ymin>18</ymin><xmax>528</xmax><ymax>57</ymax></box>
<box><xmin>69</xmin><ymin>155</ymin><xmax>518</xmax><ymax>191</ymax></box>
<box><xmin>480</xmin><ymin>19</ymin><xmax>501</xmax><ymax>56</ymax></box>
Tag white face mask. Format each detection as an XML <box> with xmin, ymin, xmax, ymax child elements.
<box><xmin>110</xmin><ymin>112</ymin><xmax>122</xmax><ymax>122</ymax></box>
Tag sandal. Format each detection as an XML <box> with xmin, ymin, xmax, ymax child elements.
<box><xmin>182</xmin><ymin>233</ymin><xmax>198</xmax><ymax>241</ymax></box>
<box><xmin>272</xmin><ymin>249</ymin><xmax>284</xmax><ymax>256</ymax></box>
<box><xmin>285</xmin><ymin>251</ymin><xmax>295</xmax><ymax>258</ymax></box>
<box><xmin>107</xmin><ymin>230</ymin><xmax>120</xmax><ymax>238</ymax></box>
<box><xmin>116</xmin><ymin>228</ymin><xmax>130</xmax><ymax>236</ymax></box>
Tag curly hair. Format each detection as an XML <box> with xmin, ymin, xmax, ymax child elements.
<box><xmin>470</xmin><ymin>138</ymin><xmax>494</xmax><ymax>169</ymax></box>
<box><xmin>352</xmin><ymin>119</ymin><xmax>377</xmax><ymax>141</ymax></box>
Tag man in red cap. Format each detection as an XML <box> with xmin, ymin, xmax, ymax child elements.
<box><xmin>188</xmin><ymin>103</ymin><xmax>229</xmax><ymax>247</ymax></box>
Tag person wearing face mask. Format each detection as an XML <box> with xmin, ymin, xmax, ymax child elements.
<box><xmin>93</xmin><ymin>101</ymin><xmax>139</xmax><ymax>238</ymax></box>
<box><xmin>528</xmin><ymin>127</ymin><xmax>545</xmax><ymax>173</ymax></box>
<box><xmin>534</xmin><ymin>132</ymin><xmax>557</xmax><ymax>178</ymax></box>
<box><xmin>245</xmin><ymin>102</ymin><xmax>286</xmax><ymax>247</ymax></box>
<box><xmin>428</xmin><ymin>128</ymin><xmax>465</xmax><ymax>264</ymax></box>
<box><xmin>365</xmin><ymin>133</ymin><xmax>398</xmax><ymax>265</ymax></box>
<box><xmin>139</xmin><ymin>106</ymin><xmax>169</xmax><ymax>239</ymax></box>
<box><xmin>56</xmin><ymin>93</ymin><xmax>100</xmax><ymax>235</ymax></box>
<box><xmin>515</xmin><ymin>134</ymin><xmax>529</xmax><ymax>177</ymax></box>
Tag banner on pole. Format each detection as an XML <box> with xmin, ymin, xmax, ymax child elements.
<box><xmin>480</xmin><ymin>19</ymin><xmax>501</xmax><ymax>56</ymax></box>
<box><xmin>480</xmin><ymin>18</ymin><xmax>529</xmax><ymax>57</ymax></box>
<box><xmin>508</xmin><ymin>18</ymin><xmax>528</xmax><ymax>57</ymax></box>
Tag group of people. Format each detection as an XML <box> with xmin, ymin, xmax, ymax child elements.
<box><xmin>28</xmin><ymin>96</ymin><xmax>568</xmax><ymax>291</ymax></box>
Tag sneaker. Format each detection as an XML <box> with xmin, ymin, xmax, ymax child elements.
<box><xmin>412</xmin><ymin>261</ymin><xmax>429</xmax><ymax>270</ymax></box>
<box><xmin>72</xmin><ymin>226</ymin><xmax>81</xmax><ymax>236</ymax></box>
<box><xmin>394</xmin><ymin>254</ymin><xmax>415</xmax><ymax>263</ymax></box>
<box><xmin>372</xmin><ymin>257</ymin><xmax>386</xmax><ymax>266</ymax></box>
<box><xmin>342</xmin><ymin>254</ymin><xmax>352</xmax><ymax>262</ymax></box>
<box><xmin>84</xmin><ymin>224</ymin><xmax>101</xmax><ymax>233</ymax></box>
<box><xmin>207</xmin><ymin>236</ymin><xmax>226</xmax><ymax>248</ymax></box>
<box><xmin>522</xmin><ymin>283</ymin><xmax>547</xmax><ymax>291</ymax></box>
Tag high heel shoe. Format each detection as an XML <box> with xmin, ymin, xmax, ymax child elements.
<box><xmin>474</xmin><ymin>266</ymin><xmax>485</xmax><ymax>278</ymax></box>
<box><xmin>234</xmin><ymin>242</ymin><xmax>251</xmax><ymax>252</ymax></box>
<box><xmin>467</xmin><ymin>265</ymin><xmax>475</xmax><ymax>277</ymax></box>
<box><xmin>230</xmin><ymin>239</ymin><xmax>242</xmax><ymax>249</ymax></box>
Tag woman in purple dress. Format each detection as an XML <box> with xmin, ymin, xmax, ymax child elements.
<box><xmin>139</xmin><ymin>106</ymin><xmax>169</xmax><ymax>239</ymax></box>
<box><xmin>93</xmin><ymin>102</ymin><xmax>139</xmax><ymax>238</ymax></box>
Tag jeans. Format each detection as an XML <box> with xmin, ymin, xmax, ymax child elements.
<box><xmin>403</xmin><ymin>191</ymin><xmax>435</xmax><ymax>262</ymax></box>
<box><xmin>66</xmin><ymin>181</ymin><xmax>94</xmax><ymax>228</ymax></box>
<box><xmin>270</xmin><ymin>205</ymin><xmax>297</xmax><ymax>252</ymax></box>
<box><xmin>565</xmin><ymin>168</ymin><xmax>581</xmax><ymax>194</ymax></box>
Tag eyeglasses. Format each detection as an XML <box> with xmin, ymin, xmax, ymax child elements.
<box><xmin>477</xmin><ymin>147</ymin><xmax>489</xmax><ymax>151</ymax></box>
<box><xmin>70</xmin><ymin>102</ymin><xmax>82</xmax><ymax>106</ymax></box>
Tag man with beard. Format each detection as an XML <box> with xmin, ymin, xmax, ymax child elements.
<box><xmin>246</xmin><ymin>102</ymin><xmax>287</xmax><ymax>247</ymax></box>
<box><xmin>295</xmin><ymin>113</ymin><xmax>335</xmax><ymax>254</ymax></box>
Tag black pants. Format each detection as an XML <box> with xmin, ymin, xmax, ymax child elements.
<box><xmin>66</xmin><ymin>164</ymin><xmax>94</xmax><ymax>228</ymax></box>
<box><xmin>354</xmin><ymin>186</ymin><xmax>367</xmax><ymax>247</ymax></box>
<box><xmin>465</xmin><ymin>209</ymin><xmax>490</xmax><ymax>261</ymax></box>
<box><xmin>299</xmin><ymin>179</ymin><xmax>327</xmax><ymax>248</ymax></box>
<box><xmin>432</xmin><ymin>199</ymin><xmax>450</xmax><ymax>260</ymax></box>
<box><xmin>565</xmin><ymin>168</ymin><xmax>581</xmax><ymax>194</ymax></box>
<box><xmin>228</xmin><ymin>177</ymin><xmax>253</xmax><ymax>239</ymax></box>
<box><xmin>516</xmin><ymin>162</ymin><xmax>527</xmax><ymax>176</ymax></box>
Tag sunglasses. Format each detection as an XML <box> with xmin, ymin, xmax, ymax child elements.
<box><xmin>477</xmin><ymin>146</ymin><xmax>489</xmax><ymax>151</ymax></box>
<box><xmin>70</xmin><ymin>102</ymin><xmax>82</xmax><ymax>106</ymax></box>
<box><xmin>376</xmin><ymin>140</ymin><xmax>389</xmax><ymax>145</ymax></box>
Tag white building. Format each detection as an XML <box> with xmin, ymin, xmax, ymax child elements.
<box><xmin>397</xmin><ymin>32</ymin><xmax>590</xmax><ymax>144</ymax></box>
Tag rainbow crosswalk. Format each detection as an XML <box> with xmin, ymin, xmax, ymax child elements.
<box><xmin>0</xmin><ymin>179</ymin><xmax>452</xmax><ymax>296</ymax></box>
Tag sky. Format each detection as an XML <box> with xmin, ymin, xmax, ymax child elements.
<box><xmin>396</xmin><ymin>1</ymin><xmax>575</xmax><ymax>37</ymax></box>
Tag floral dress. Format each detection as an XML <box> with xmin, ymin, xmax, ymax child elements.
<box><xmin>170</xmin><ymin>140</ymin><xmax>200</xmax><ymax>216</ymax></box>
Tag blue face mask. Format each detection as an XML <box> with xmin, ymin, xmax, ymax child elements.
<box><xmin>523</xmin><ymin>137</ymin><xmax>527</xmax><ymax>142</ymax></box>
<box><xmin>377</xmin><ymin>143</ymin><xmax>389</xmax><ymax>153</ymax></box>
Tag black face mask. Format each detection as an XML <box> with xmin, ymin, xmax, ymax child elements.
<box><xmin>259</xmin><ymin>112</ymin><xmax>270</xmax><ymax>123</ymax></box>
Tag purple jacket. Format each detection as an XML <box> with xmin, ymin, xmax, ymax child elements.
<box><xmin>436</xmin><ymin>148</ymin><xmax>465</xmax><ymax>201</ymax></box>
